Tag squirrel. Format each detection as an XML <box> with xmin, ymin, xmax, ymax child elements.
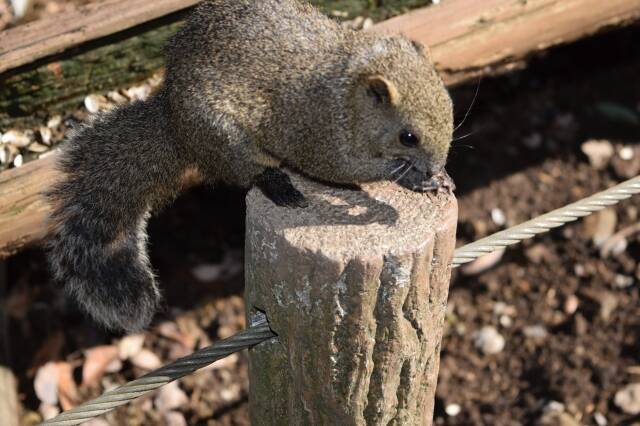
<box><xmin>46</xmin><ymin>0</ymin><xmax>454</xmax><ymax>333</ymax></box>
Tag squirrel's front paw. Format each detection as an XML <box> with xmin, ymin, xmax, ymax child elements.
<box><xmin>269</xmin><ymin>186</ymin><xmax>309</xmax><ymax>208</ymax></box>
<box><xmin>255</xmin><ymin>168</ymin><xmax>309</xmax><ymax>208</ymax></box>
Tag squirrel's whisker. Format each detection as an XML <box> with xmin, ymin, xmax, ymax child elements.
<box><xmin>390</xmin><ymin>161</ymin><xmax>408</xmax><ymax>176</ymax></box>
<box><xmin>453</xmin><ymin>78</ymin><xmax>481</xmax><ymax>133</ymax></box>
<box><xmin>452</xmin><ymin>132</ymin><xmax>475</xmax><ymax>142</ymax></box>
<box><xmin>451</xmin><ymin>144</ymin><xmax>476</xmax><ymax>150</ymax></box>
<box><xmin>393</xmin><ymin>160</ymin><xmax>416</xmax><ymax>184</ymax></box>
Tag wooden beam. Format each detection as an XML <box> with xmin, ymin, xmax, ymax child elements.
<box><xmin>0</xmin><ymin>0</ymin><xmax>199</xmax><ymax>74</ymax></box>
<box><xmin>1</xmin><ymin>0</ymin><xmax>640</xmax><ymax>257</ymax></box>
<box><xmin>0</xmin><ymin>367</ymin><xmax>19</xmax><ymax>426</ymax></box>
<box><xmin>377</xmin><ymin>0</ymin><xmax>640</xmax><ymax>85</ymax></box>
<box><xmin>0</xmin><ymin>153</ymin><xmax>58</xmax><ymax>258</ymax></box>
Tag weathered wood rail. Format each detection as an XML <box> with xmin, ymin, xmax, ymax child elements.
<box><xmin>0</xmin><ymin>153</ymin><xmax>57</xmax><ymax>257</ymax></box>
<box><xmin>0</xmin><ymin>0</ymin><xmax>640</xmax><ymax>257</ymax></box>
<box><xmin>0</xmin><ymin>0</ymin><xmax>199</xmax><ymax>73</ymax></box>
<box><xmin>0</xmin><ymin>367</ymin><xmax>19</xmax><ymax>426</ymax></box>
<box><xmin>377</xmin><ymin>0</ymin><xmax>640</xmax><ymax>85</ymax></box>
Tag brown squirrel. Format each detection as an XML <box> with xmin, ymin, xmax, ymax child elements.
<box><xmin>47</xmin><ymin>0</ymin><xmax>454</xmax><ymax>332</ymax></box>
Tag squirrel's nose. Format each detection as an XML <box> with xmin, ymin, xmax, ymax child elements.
<box><xmin>418</xmin><ymin>155</ymin><xmax>445</xmax><ymax>176</ymax></box>
<box><xmin>430</xmin><ymin>150</ymin><xmax>449</xmax><ymax>174</ymax></box>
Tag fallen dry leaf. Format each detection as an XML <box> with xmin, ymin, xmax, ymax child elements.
<box><xmin>164</xmin><ymin>411</ymin><xmax>187</xmax><ymax>426</ymax></box>
<box><xmin>105</xmin><ymin>358</ymin><xmax>123</xmax><ymax>374</ymax></box>
<box><xmin>34</xmin><ymin>362</ymin><xmax>59</xmax><ymax>405</ymax></box>
<box><xmin>615</xmin><ymin>383</ymin><xmax>640</xmax><ymax>415</ymax></box>
<box><xmin>82</xmin><ymin>346</ymin><xmax>118</xmax><ymax>387</ymax></box>
<box><xmin>154</xmin><ymin>381</ymin><xmax>189</xmax><ymax>413</ymax></box>
<box><xmin>34</xmin><ymin>361</ymin><xmax>81</xmax><ymax>410</ymax></box>
<box><xmin>460</xmin><ymin>249</ymin><xmax>505</xmax><ymax>276</ymax></box>
<box><xmin>157</xmin><ymin>321</ymin><xmax>196</xmax><ymax>349</ymax></box>
<box><xmin>177</xmin><ymin>316</ymin><xmax>206</xmax><ymax>349</ymax></box>
<box><xmin>82</xmin><ymin>419</ymin><xmax>111</xmax><ymax>426</ymax></box>
<box><xmin>39</xmin><ymin>402</ymin><xmax>60</xmax><ymax>421</ymax></box>
<box><xmin>117</xmin><ymin>334</ymin><xmax>146</xmax><ymax>360</ymax></box>
<box><xmin>56</xmin><ymin>362</ymin><xmax>80</xmax><ymax>411</ymax></box>
<box><xmin>583</xmin><ymin>208</ymin><xmax>617</xmax><ymax>246</ymax></box>
<box><xmin>131</xmin><ymin>349</ymin><xmax>162</xmax><ymax>370</ymax></box>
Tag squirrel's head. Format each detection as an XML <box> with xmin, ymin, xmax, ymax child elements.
<box><xmin>346</xmin><ymin>36</ymin><xmax>453</xmax><ymax>191</ymax></box>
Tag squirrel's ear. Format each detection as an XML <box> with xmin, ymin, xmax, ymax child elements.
<box><xmin>411</xmin><ymin>40</ymin><xmax>432</xmax><ymax>60</ymax></box>
<box><xmin>365</xmin><ymin>75</ymin><xmax>400</xmax><ymax>106</ymax></box>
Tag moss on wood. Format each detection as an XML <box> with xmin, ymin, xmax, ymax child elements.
<box><xmin>0</xmin><ymin>20</ymin><xmax>181</xmax><ymax>128</ymax></box>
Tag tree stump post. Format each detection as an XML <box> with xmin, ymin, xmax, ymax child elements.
<box><xmin>245</xmin><ymin>175</ymin><xmax>457</xmax><ymax>425</ymax></box>
<box><xmin>0</xmin><ymin>367</ymin><xmax>19</xmax><ymax>426</ymax></box>
<box><xmin>0</xmin><ymin>260</ymin><xmax>19</xmax><ymax>426</ymax></box>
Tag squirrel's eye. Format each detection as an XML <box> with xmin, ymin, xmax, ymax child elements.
<box><xmin>399</xmin><ymin>131</ymin><xmax>419</xmax><ymax>148</ymax></box>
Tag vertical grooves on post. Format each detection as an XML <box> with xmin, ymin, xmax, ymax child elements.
<box><xmin>363</xmin><ymin>256</ymin><xmax>392</xmax><ymax>424</ymax></box>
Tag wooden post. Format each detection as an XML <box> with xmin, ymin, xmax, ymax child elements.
<box><xmin>0</xmin><ymin>260</ymin><xmax>19</xmax><ymax>426</ymax></box>
<box><xmin>0</xmin><ymin>367</ymin><xmax>19</xmax><ymax>426</ymax></box>
<box><xmin>245</xmin><ymin>174</ymin><xmax>457</xmax><ymax>425</ymax></box>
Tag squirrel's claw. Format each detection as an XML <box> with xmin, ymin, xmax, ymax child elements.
<box><xmin>397</xmin><ymin>167</ymin><xmax>456</xmax><ymax>194</ymax></box>
<box><xmin>269</xmin><ymin>187</ymin><xmax>309</xmax><ymax>208</ymax></box>
<box><xmin>255</xmin><ymin>167</ymin><xmax>309</xmax><ymax>208</ymax></box>
<box><xmin>414</xmin><ymin>170</ymin><xmax>456</xmax><ymax>193</ymax></box>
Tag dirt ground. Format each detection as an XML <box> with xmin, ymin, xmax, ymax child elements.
<box><xmin>2</xmin><ymin>2</ymin><xmax>640</xmax><ymax>426</ymax></box>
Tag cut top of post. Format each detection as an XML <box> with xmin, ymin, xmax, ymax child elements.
<box><xmin>246</xmin><ymin>174</ymin><xmax>457</xmax><ymax>260</ymax></box>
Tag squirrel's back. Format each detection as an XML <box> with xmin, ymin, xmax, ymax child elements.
<box><xmin>167</xmin><ymin>0</ymin><xmax>347</xmax><ymax>79</ymax></box>
<box><xmin>165</xmin><ymin>0</ymin><xmax>352</xmax><ymax>128</ymax></box>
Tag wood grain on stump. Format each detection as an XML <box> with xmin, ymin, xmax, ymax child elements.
<box><xmin>245</xmin><ymin>175</ymin><xmax>457</xmax><ymax>425</ymax></box>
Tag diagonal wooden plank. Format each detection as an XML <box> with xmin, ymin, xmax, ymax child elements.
<box><xmin>0</xmin><ymin>152</ymin><xmax>57</xmax><ymax>257</ymax></box>
<box><xmin>375</xmin><ymin>0</ymin><xmax>640</xmax><ymax>84</ymax></box>
<box><xmin>0</xmin><ymin>0</ymin><xmax>200</xmax><ymax>73</ymax></box>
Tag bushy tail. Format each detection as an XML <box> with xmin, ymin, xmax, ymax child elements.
<box><xmin>47</xmin><ymin>96</ymin><xmax>184</xmax><ymax>332</ymax></box>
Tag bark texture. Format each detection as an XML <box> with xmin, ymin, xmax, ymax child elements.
<box><xmin>245</xmin><ymin>175</ymin><xmax>457</xmax><ymax>425</ymax></box>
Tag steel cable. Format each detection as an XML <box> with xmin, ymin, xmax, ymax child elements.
<box><xmin>452</xmin><ymin>175</ymin><xmax>640</xmax><ymax>267</ymax></box>
<box><xmin>41</xmin><ymin>316</ymin><xmax>275</xmax><ymax>426</ymax></box>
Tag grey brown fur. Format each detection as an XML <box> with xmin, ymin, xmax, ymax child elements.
<box><xmin>47</xmin><ymin>0</ymin><xmax>454</xmax><ymax>332</ymax></box>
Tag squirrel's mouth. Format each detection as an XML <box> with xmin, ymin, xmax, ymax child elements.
<box><xmin>389</xmin><ymin>158</ymin><xmax>455</xmax><ymax>193</ymax></box>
